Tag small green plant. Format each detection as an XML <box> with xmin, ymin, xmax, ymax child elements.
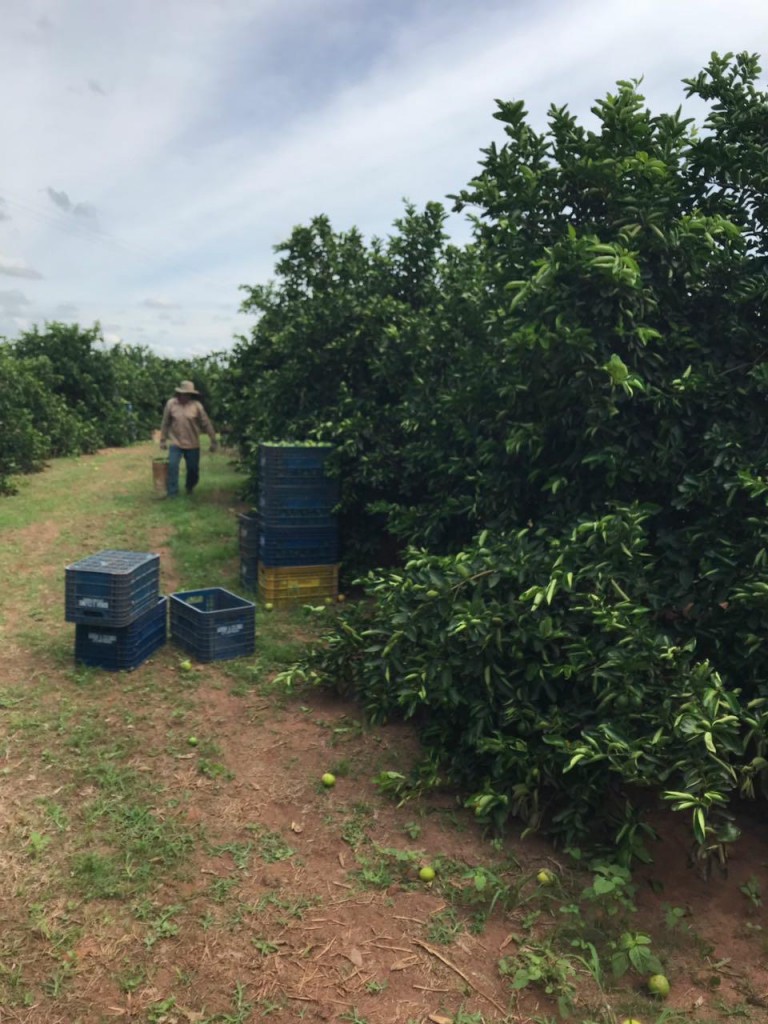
<box><xmin>246</xmin><ymin>824</ymin><xmax>295</xmax><ymax>863</ymax></box>
<box><xmin>339</xmin><ymin>1010</ymin><xmax>369</xmax><ymax>1024</ymax></box>
<box><xmin>341</xmin><ymin>804</ymin><xmax>374</xmax><ymax>848</ymax></box>
<box><xmin>252</xmin><ymin>937</ymin><xmax>280</xmax><ymax>956</ymax></box>
<box><xmin>146</xmin><ymin>996</ymin><xmax>178</xmax><ymax>1023</ymax></box>
<box><xmin>143</xmin><ymin>905</ymin><xmax>182</xmax><ymax>948</ymax></box>
<box><xmin>27</xmin><ymin>831</ymin><xmax>52</xmax><ymax>858</ymax></box>
<box><xmin>364</xmin><ymin>979</ymin><xmax>387</xmax><ymax>994</ymax></box>
<box><xmin>608</xmin><ymin>931</ymin><xmax>663</xmax><ymax>979</ymax></box>
<box><xmin>740</xmin><ymin>876</ymin><xmax>762</xmax><ymax>912</ymax></box>
<box><xmin>426</xmin><ymin>907</ymin><xmax>463</xmax><ymax>945</ymax></box>
<box><xmin>663</xmin><ymin>903</ymin><xmax>689</xmax><ymax>932</ymax></box>
<box><xmin>499</xmin><ymin>942</ymin><xmax>577</xmax><ymax>1019</ymax></box>
<box><xmin>209</xmin><ymin>840</ymin><xmax>253</xmax><ymax>870</ymax></box>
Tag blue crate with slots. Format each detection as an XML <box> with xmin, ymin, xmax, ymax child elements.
<box><xmin>65</xmin><ymin>550</ymin><xmax>160</xmax><ymax>627</ymax></box>
<box><xmin>170</xmin><ymin>587</ymin><xmax>255</xmax><ymax>662</ymax></box>
<box><xmin>258</xmin><ymin>489</ymin><xmax>338</xmax><ymax>522</ymax></box>
<box><xmin>259</xmin><ymin>523</ymin><xmax>340</xmax><ymax>567</ymax></box>
<box><xmin>238</xmin><ymin>511</ymin><xmax>260</xmax><ymax>559</ymax></box>
<box><xmin>240</xmin><ymin>556</ymin><xmax>258</xmax><ymax>592</ymax></box>
<box><xmin>259</xmin><ymin>443</ymin><xmax>335</xmax><ymax>481</ymax></box>
<box><xmin>259</xmin><ymin>476</ymin><xmax>340</xmax><ymax>506</ymax></box>
<box><xmin>75</xmin><ymin>597</ymin><xmax>167</xmax><ymax>671</ymax></box>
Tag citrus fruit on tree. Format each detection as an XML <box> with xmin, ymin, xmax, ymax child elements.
<box><xmin>418</xmin><ymin>866</ymin><xmax>436</xmax><ymax>882</ymax></box>
<box><xmin>648</xmin><ymin>974</ymin><xmax>670</xmax><ymax>998</ymax></box>
<box><xmin>321</xmin><ymin>772</ymin><xmax>336</xmax><ymax>788</ymax></box>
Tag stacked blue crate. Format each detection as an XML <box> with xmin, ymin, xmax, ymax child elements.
<box><xmin>240</xmin><ymin>444</ymin><xmax>340</xmax><ymax>599</ymax></box>
<box><xmin>66</xmin><ymin>550</ymin><xmax>166</xmax><ymax>671</ymax></box>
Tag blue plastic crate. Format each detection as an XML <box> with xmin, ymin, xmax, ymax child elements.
<box><xmin>238</xmin><ymin>511</ymin><xmax>260</xmax><ymax>558</ymax></box>
<box><xmin>258</xmin><ymin>493</ymin><xmax>338</xmax><ymax>521</ymax></box>
<box><xmin>259</xmin><ymin>524</ymin><xmax>340</xmax><ymax>566</ymax></box>
<box><xmin>65</xmin><ymin>550</ymin><xmax>160</xmax><ymax>627</ymax></box>
<box><xmin>258</xmin><ymin>507</ymin><xmax>339</xmax><ymax>528</ymax></box>
<box><xmin>75</xmin><ymin>597</ymin><xmax>167</xmax><ymax>671</ymax></box>
<box><xmin>170</xmin><ymin>587</ymin><xmax>255</xmax><ymax>662</ymax></box>
<box><xmin>240</xmin><ymin>557</ymin><xmax>258</xmax><ymax>591</ymax></box>
<box><xmin>259</xmin><ymin>444</ymin><xmax>334</xmax><ymax>476</ymax></box>
<box><xmin>260</xmin><ymin>476</ymin><xmax>340</xmax><ymax>504</ymax></box>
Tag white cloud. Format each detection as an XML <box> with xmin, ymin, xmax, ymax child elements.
<box><xmin>0</xmin><ymin>254</ymin><xmax>43</xmax><ymax>279</ymax></box>
<box><xmin>0</xmin><ymin>289</ymin><xmax>30</xmax><ymax>314</ymax></box>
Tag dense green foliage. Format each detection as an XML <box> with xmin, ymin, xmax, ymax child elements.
<box><xmin>235</xmin><ymin>53</ymin><xmax>768</xmax><ymax>866</ymax></box>
<box><xmin>223</xmin><ymin>203</ymin><xmax>485</xmax><ymax>566</ymax></box>
<box><xmin>0</xmin><ymin>321</ymin><xmax>225</xmax><ymax>494</ymax></box>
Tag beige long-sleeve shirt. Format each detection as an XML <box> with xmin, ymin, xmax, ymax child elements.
<box><xmin>160</xmin><ymin>397</ymin><xmax>217</xmax><ymax>450</ymax></box>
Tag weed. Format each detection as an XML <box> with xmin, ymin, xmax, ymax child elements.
<box><xmin>254</xmin><ymin>891</ymin><xmax>320</xmax><ymax>925</ymax></box>
<box><xmin>339</xmin><ymin>1010</ymin><xmax>369</xmax><ymax>1024</ymax></box>
<box><xmin>663</xmin><ymin>903</ymin><xmax>690</xmax><ymax>932</ymax></box>
<box><xmin>146</xmin><ymin>996</ymin><xmax>178</xmax><ymax>1023</ymax></box>
<box><xmin>209</xmin><ymin>839</ymin><xmax>253</xmax><ymax>870</ymax></box>
<box><xmin>341</xmin><ymin>803</ymin><xmax>374</xmax><ymax>848</ymax></box>
<box><xmin>207</xmin><ymin>877</ymin><xmax>240</xmax><ymax>903</ymax></box>
<box><xmin>499</xmin><ymin>942</ymin><xmax>577</xmax><ymax>1019</ymax></box>
<box><xmin>40</xmin><ymin>798</ymin><xmax>70</xmax><ymax>831</ymax></box>
<box><xmin>252</xmin><ymin>937</ymin><xmax>280</xmax><ymax>956</ymax></box>
<box><xmin>246</xmin><ymin>824</ymin><xmax>295</xmax><ymax>863</ymax></box>
<box><xmin>740</xmin><ymin>876</ymin><xmax>762</xmax><ymax>912</ymax></box>
<box><xmin>26</xmin><ymin>830</ymin><xmax>52</xmax><ymax>858</ymax></box>
<box><xmin>205</xmin><ymin>981</ymin><xmax>253</xmax><ymax>1023</ymax></box>
<box><xmin>116</xmin><ymin>962</ymin><xmax>147</xmax><ymax>994</ymax></box>
<box><xmin>426</xmin><ymin>907</ymin><xmax>463</xmax><ymax>945</ymax></box>
<box><xmin>198</xmin><ymin>758</ymin><xmax>235</xmax><ymax>780</ymax></box>
<box><xmin>143</xmin><ymin>904</ymin><xmax>183</xmax><ymax>948</ymax></box>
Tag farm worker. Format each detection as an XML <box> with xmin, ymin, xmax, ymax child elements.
<box><xmin>159</xmin><ymin>380</ymin><xmax>218</xmax><ymax>497</ymax></box>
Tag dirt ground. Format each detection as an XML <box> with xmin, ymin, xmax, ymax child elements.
<box><xmin>1</xmin><ymin>444</ymin><xmax>767</xmax><ymax>1024</ymax></box>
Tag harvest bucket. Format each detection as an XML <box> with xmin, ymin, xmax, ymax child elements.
<box><xmin>152</xmin><ymin>458</ymin><xmax>169</xmax><ymax>494</ymax></box>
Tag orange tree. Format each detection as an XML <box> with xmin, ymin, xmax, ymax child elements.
<box><xmin>224</xmin><ymin>202</ymin><xmax>486</xmax><ymax>567</ymax></box>
<box><xmin>0</xmin><ymin>322</ymin><xmax>216</xmax><ymax>491</ymax></box>
<box><xmin>240</xmin><ymin>54</ymin><xmax>768</xmax><ymax>866</ymax></box>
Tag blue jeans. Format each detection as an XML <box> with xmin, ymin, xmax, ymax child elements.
<box><xmin>167</xmin><ymin>446</ymin><xmax>201</xmax><ymax>496</ymax></box>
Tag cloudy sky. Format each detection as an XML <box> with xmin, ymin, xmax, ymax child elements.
<box><xmin>0</xmin><ymin>1</ymin><xmax>766</xmax><ymax>358</ymax></box>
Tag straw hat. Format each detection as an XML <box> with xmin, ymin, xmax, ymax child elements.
<box><xmin>175</xmin><ymin>380</ymin><xmax>200</xmax><ymax>396</ymax></box>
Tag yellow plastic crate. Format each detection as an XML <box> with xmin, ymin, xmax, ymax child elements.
<box><xmin>257</xmin><ymin>562</ymin><xmax>339</xmax><ymax>606</ymax></box>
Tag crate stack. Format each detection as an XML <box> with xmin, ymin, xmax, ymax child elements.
<box><xmin>65</xmin><ymin>550</ymin><xmax>166</xmax><ymax>671</ymax></box>
<box><xmin>240</xmin><ymin>443</ymin><xmax>340</xmax><ymax>607</ymax></box>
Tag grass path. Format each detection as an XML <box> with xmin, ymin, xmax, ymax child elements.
<box><xmin>0</xmin><ymin>443</ymin><xmax>531</xmax><ymax>1024</ymax></box>
<box><xmin>1</xmin><ymin>443</ymin><xmax>766</xmax><ymax>1024</ymax></box>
